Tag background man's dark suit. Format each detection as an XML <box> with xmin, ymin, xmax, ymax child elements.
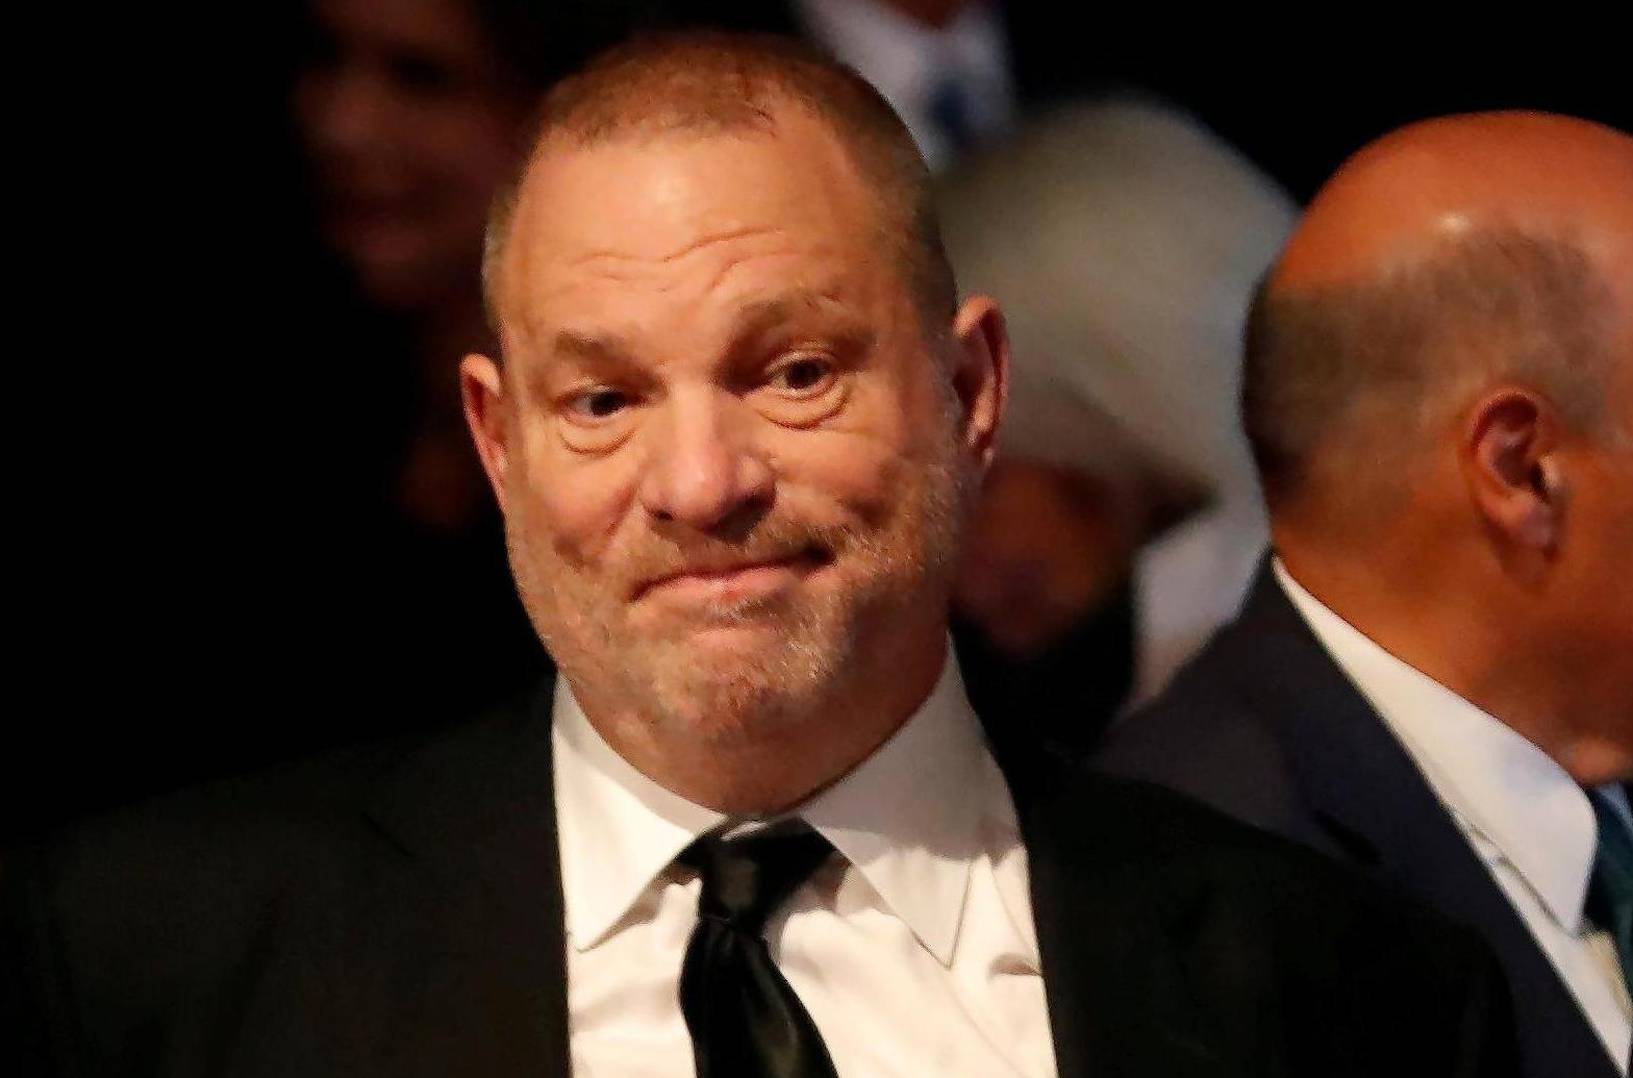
<box><xmin>5</xmin><ymin>676</ymin><xmax>1516</xmax><ymax>1077</ymax></box>
<box><xmin>1098</xmin><ymin>562</ymin><xmax>1622</xmax><ymax>1078</ymax></box>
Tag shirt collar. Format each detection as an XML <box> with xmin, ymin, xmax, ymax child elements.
<box><xmin>1274</xmin><ymin>559</ymin><xmax>1599</xmax><ymax>932</ymax></box>
<box><xmin>551</xmin><ymin>650</ymin><xmax>1000</xmax><ymax>964</ymax></box>
<box><xmin>798</xmin><ymin>653</ymin><xmax>993</xmax><ymax>965</ymax></box>
<box><xmin>552</xmin><ymin>680</ymin><xmax>723</xmax><ymax>951</ymax></box>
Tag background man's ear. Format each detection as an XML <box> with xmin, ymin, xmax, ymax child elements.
<box><xmin>461</xmin><ymin>353</ymin><xmax>511</xmax><ymax>514</ymax></box>
<box><xmin>950</xmin><ymin>294</ymin><xmax>1010</xmax><ymax>470</ymax></box>
<box><xmin>1463</xmin><ymin>389</ymin><xmax>1566</xmax><ymax>556</ymax></box>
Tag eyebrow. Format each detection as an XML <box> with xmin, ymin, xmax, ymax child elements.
<box><xmin>535</xmin><ymin>289</ymin><xmax>872</xmax><ymax>387</ymax></box>
<box><xmin>558</xmin><ymin>291</ymin><xmax>860</xmax><ymax>345</ymax></box>
<box><xmin>550</xmin><ymin>330</ymin><xmax>640</xmax><ymax>369</ymax></box>
<box><xmin>522</xmin><ymin>330</ymin><xmax>645</xmax><ymax>404</ymax></box>
<box><xmin>730</xmin><ymin>292</ymin><xmax>854</xmax><ymax>339</ymax></box>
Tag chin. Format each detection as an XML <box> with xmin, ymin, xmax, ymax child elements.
<box><xmin>635</xmin><ymin>587</ymin><xmax>820</xmax><ymax>650</ymax></box>
<box><xmin>643</xmin><ymin>668</ymin><xmax>819</xmax><ymax>745</ymax></box>
<box><xmin>632</xmin><ymin>629</ymin><xmax>848</xmax><ymax>742</ymax></box>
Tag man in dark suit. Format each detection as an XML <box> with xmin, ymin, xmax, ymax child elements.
<box><xmin>7</xmin><ymin>35</ymin><xmax>1516</xmax><ymax>1077</ymax></box>
<box><xmin>1100</xmin><ymin>112</ymin><xmax>1633</xmax><ymax>1077</ymax></box>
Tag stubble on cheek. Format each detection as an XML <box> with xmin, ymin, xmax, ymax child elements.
<box><xmin>502</xmin><ymin>403</ymin><xmax>976</xmax><ymax>744</ymax></box>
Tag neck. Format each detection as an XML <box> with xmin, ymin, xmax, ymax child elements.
<box><xmin>1279</xmin><ymin>543</ymin><xmax>1632</xmax><ymax>787</ymax></box>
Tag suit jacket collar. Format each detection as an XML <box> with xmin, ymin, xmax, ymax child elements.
<box><xmin>1274</xmin><ymin>561</ymin><xmax>1600</xmax><ymax>933</ymax></box>
<box><xmin>364</xmin><ymin>688</ymin><xmax>572</xmax><ymax>1078</ymax></box>
<box><xmin>1210</xmin><ymin>561</ymin><xmax>1619</xmax><ymax>1078</ymax></box>
<box><xmin>1001</xmin><ymin>737</ymin><xmax>1242</xmax><ymax>1077</ymax></box>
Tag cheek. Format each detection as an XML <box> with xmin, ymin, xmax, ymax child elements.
<box><xmin>1607</xmin><ymin>481</ymin><xmax>1633</xmax><ymax>626</ymax></box>
<box><xmin>1560</xmin><ymin>463</ymin><xmax>1633</xmax><ymax>645</ymax></box>
<box><xmin>513</xmin><ymin>435</ymin><xmax>642</xmax><ymax>569</ymax></box>
<box><xmin>767</xmin><ymin>393</ymin><xmax>917</xmax><ymax>529</ymax></box>
<box><xmin>777</xmin><ymin>435</ymin><xmax>901</xmax><ymax>522</ymax></box>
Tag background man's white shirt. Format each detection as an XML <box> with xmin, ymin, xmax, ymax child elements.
<box><xmin>1276</xmin><ymin>560</ymin><xmax>1632</xmax><ymax>1070</ymax></box>
<box><xmin>552</xmin><ymin>655</ymin><xmax>1057</xmax><ymax>1076</ymax></box>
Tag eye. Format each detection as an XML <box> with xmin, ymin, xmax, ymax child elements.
<box><xmin>767</xmin><ymin>355</ymin><xmax>836</xmax><ymax>397</ymax></box>
<box><xmin>565</xmin><ymin>386</ymin><xmax>632</xmax><ymax>422</ymax></box>
<box><xmin>556</xmin><ymin>385</ymin><xmax>640</xmax><ymax>453</ymax></box>
<box><xmin>753</xmin><ymin>352</ymin><xmax>848</xmax><ymax>428</ymax></box>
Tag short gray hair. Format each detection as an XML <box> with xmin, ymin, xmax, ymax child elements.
<box><xmin>481</xmin><ymin>31</ymin><xmax>956</xmax><ymax>343</ymax></box>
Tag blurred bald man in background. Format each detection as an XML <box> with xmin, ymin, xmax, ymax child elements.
<box><xmin>1100</xmin><ymin>112</ymin><xmax>1633</xmax><ymax>1076</ymax></box>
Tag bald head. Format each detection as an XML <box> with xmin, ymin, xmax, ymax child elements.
<box><xmin>1273</xmin><ymin>112</ymin><xmax>1633</xmax><ymax>292</ymax></box>
<box><xmin>1243</xmin><ymin>113</ymin><xmax>1633</xmax><ymax>779</ymax></box>
<box><xmin>1244</xmin><ymin>112</ymin><xmax>1633</xmax><ymax>518</ymax></box>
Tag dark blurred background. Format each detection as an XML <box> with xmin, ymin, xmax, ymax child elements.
<box><xmin>13</xmin><ymin>1</ymin><xmax>1626</xmax><ymax>843</ymax></box>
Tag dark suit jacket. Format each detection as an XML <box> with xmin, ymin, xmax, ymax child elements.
<box><xmin>6</xmin><ymin>678</ymin><xmax>1517</xmax><ymax>1077</ymax></box>
<box><xmin>1098</xmin><ymin>562</ymin><xmax>1622</xmax><ymax>1078</ymax></box>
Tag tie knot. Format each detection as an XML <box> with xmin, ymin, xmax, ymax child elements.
<box><xmin>682</xmin><ymin>823</ymin><xmax>834</xmax><ymax>934</ymax></box>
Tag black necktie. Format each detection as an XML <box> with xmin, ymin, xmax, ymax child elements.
<box><xmin>678</xmin><ymin>824</ymin><xmax>838</xmax><ymax>1078</ymax></box>
<box><xmin>1584</xmin><ymin>786</ymin><xmax>1633</xmax><ymax>998</ymax></box>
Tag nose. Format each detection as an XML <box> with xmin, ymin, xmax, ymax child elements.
<box><xmin>637</xmin><ymin>387</ymin><xmax>774</xmax><ymax>532</ymax></box>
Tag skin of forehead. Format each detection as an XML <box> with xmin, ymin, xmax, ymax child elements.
<box><xmin>495</xmin><ymin>105</ymin><xmax>889</xmax><ymax>345</ymax></box>
<box><xmin>1271</xmin><ymin>112</ymin><xmax>1633</xmax><ymax>303</ymax></box>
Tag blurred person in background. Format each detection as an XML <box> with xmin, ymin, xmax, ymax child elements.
<box><xmin>670</xmin><ymin>0</ymin><xmax>1095</xmax><ymax>170</ymax></box>
<box><xmin>937</xmin><ymin>100</ymin><xmax>1295</xmax><ymax>749</ymax></box>
<box><xmin>290</xmin><ymin>1</ymin><xmax>664</xmax><ymax>726</ymax></box>
<box><xmin>784</xmin><ymin>0</ymin><xmax>1017</xmax><ymax>168</ymax></box>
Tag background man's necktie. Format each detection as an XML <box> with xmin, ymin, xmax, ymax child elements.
<box><xmin>1585</xmin><ymin>786</ymin><xmax>1633</xmax><ymax>998</ymax></box>
<box><xmin>678</xmin><ymin>824</ymin><xmax>838</xmax><ymax>1078</ymax></box>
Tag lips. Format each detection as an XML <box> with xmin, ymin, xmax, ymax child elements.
<box><xmin>634</xmin><ymin>546</ymin><xmax>831</xmax><ymax>603</ymax></box>
<box><xmin>638</xmin><ymin>557</ymin><xmax>800</xmax><ymax>603</ymax></box>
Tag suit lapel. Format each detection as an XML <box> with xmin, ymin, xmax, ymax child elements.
<box><xmin>364</xmin><ymin>682</ymin><xmax>571</xmax><ymax>1078</ymax></box>
<box><xmin>995</xmin><ymin>736</ymin><xmax>1240</xmax><ymax>1078</ymax></box>
<box><xmin>1219</xmin><ymin>565</ymin><xmax>1618</xmax><ymax>1078</ymax></box>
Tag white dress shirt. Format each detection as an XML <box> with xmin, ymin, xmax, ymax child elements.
<box><xmin>794</xmin><ymin>0</ymin><xmax>1016</xmax><ymax>170</ymax></box>
<box><xmin>552</xmin><ymin>653</ymin><xmax>1057</xmax><ymax>1077</ymax></box>
<box><xmin>1275</xmin><ymin>560</ymin><xmax>1632</xmax><ymax>1070</ymax></box>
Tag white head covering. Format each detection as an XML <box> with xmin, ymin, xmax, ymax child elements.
<box><xmin>937</xmin><ymin>99</ymin><xmax>1296</xmax><ymax>704</ymax></box>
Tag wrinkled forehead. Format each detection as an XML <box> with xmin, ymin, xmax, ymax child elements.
<box><xmin>494</xmin><ymin>116</ymin><xmax>897</xmax><ymax>342</ymax></box>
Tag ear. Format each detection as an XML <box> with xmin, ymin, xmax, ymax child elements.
<box><xmin>461</xmin><ymin>353</ymin><xmax>512</xmax><ymax>515</ymax></box>
<box><xmin>1461</xmin><ymin>388</ymin><xmax>1568</xmax><ymax>557</ymax></box>
<box><xmin>949</xmin><ymin>294</ymin><xmax>1010</xmax><ymax>471</ymax></box>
